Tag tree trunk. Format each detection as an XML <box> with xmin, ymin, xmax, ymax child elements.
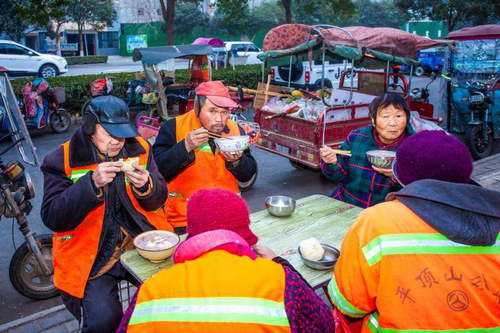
<box><xmin>281</xmin><ymin>0</ymin><xmax>292</xmax><ymax>23</ymax></box>
<box><xmin>78</xmin><ymin>22</ymin><xmax>84</xmax><ymax>57</ymax></box>
<box><xmin>56</xmin><ymin>33</ymin><xmax>61</xmax><ymax>56</ymax></box>
<box><xmin>83</xmin><ymin>25</ymin><xmax>89</xmax><ymax>56</ymax></box>
<box><xmin>159</xmin><ymin>0</ymin><xmax>175</xmax><ymax>45</ymax></box>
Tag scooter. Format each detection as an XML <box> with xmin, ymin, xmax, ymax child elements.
<box><xmin>0</xmin><ymin>70</ymin><xmax>58</xmax><ymax>300</ymax></box>
<box><xmin>20</xmin><ymin>80</ymin><xmax>71</xmax><ymax>134</ymax></box>
<box><xmin>461</xmin><ymin>77</ymin><xmax>500</xmax><ymax>159</ymax></box>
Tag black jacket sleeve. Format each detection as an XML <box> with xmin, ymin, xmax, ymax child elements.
<box><xmin>40</xmin><ymin>148</ymin><xmax>104</xmax><ymax>233</ymax></box>
<box><xmin>152</xmin><ymin>119</ymin><xmax>195</xmax><ymax>183</ymax></box>
<box><xmin>132</xmin><ymin>150</ymin><xmax>168</xmax><ymax>211</ymax></box>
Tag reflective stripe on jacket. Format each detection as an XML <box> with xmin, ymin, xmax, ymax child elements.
<box><xmin>328</xmin><ymin>200</ymin><xmax>500</xmax><ymax>332</ymax></box>
<box><xmin>128</xmin><ymin>250</ymin><xmax>291</xmax><ymax>332</ymax></box>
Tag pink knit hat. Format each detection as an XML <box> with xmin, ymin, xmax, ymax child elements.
<box><xmin>186</xmin><ymin>189</ymin><xmax>258</xmax><ymax>246</ymax></box>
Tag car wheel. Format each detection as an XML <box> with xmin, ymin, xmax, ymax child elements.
<box><xmin>39</xmin><ymin>64</ymin><xmax>58</xmax><ymax>78</ymax></box>
<box><xmin>414</xmin><ymin>66</ymin><xmax>426</xmax><ymax>77</ymax></box>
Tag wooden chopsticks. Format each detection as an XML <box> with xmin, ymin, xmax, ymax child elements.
<box><xmin>329</xmin><ymin>148</ymin><xmax>352</xmax><ymax>157</ymax></box>
<box><xmin>208</xmin><ymin>132</ymin><xmax>234</xmax><ymax>140</ymax></box>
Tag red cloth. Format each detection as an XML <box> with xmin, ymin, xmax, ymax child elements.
<box><xmin>372</xmin><ymin>128</ymin><xmax>406</xmax><ymax>150</ymax></box>
<box><xmin>186</xmin><ymin>189</ymin><xmax>258</xmax><ymax>246</ymax></box>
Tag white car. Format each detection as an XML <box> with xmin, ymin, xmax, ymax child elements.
<box><xmin>0</xmin><ymin>40</ymin><xmax>68</xmax><ymax>77</ymax></box>
<box><xmin>224</xmin><ymin>41</ymin><xmax>263</xmax><ymax>65</ymax></box>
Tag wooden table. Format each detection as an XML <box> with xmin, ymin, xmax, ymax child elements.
<box><xmin>121</xmin><ymin>194</ymin><xmax>362</xmax><ymax>288</ymax></box>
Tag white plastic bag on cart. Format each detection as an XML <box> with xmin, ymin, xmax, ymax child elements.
<box><xmin>410</xmin><ymin>111</ymin><xmax>446</xmax><ymax>133</ymax></box>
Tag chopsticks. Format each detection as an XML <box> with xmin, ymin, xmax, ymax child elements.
<box><xmin>208</xmin><ymin>131</ymin><xmax>234</xmax><ymax>140</ymax></box>
<box><xmin>329</xmin><ymin>148</ymin><xmax>352</xmax><ymax>157</ymax></box>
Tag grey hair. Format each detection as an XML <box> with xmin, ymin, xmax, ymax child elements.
<box><xmin>195</xmin><ymin>95</ymin><xmax>207</xmax><ymax>115</ymax></box>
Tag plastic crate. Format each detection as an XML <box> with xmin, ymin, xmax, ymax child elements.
<box><xmin>51</xmin><ymin>87</ymin><xmax>66</xmax><ymax>104</ymax></box>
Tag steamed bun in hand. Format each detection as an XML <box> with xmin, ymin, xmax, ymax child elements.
<box><xmin>300</xmin><ymin>237</ymin><xmax>324</xmax><ymax>261</ymax></box>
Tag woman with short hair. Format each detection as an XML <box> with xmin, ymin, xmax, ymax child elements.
<box><xmin>320</xmin><ymin>92</ymin><xmax>415</xmax><ymax>208</ymax></box>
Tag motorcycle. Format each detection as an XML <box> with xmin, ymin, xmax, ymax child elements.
<box><xmin>20</xmin><ymin>79</ymin><xmax>71</xmax><ymax>134</ymax></box>
<box><xmin>460</xmin><ymin>77</ymin><xmax>500</xmax><ymax>159</ymax></box>
<box><xmin>0</xmin><ymin>69</ymin><xmax>58</xmax><ymax>300</ymax></box>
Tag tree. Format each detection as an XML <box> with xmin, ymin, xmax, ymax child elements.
<box><xmin>16</xmin><ymin>0</ymin><xmax>71</xmax><ymax>56</ymax></box>
<box><xmin>0</xmin><ymin>0</ymin><xmax>32</xmax><ymax>42</ymax></box>
<box><xmin>252</xmin><ymin>1</ymin><xmax>286</xmax><ymax>32</ymax></box>
<box><xmin>395</xmin><ymin>0</ymin><xmax>500</xmax><ymax>32</ymax></box>
<box><xmin>174</xmin><ymin>2</ymin><xmax>209</xmax><ymax>43</ymax></box>
<box><xmin>159</xmin><ymin>0</ymin><xmax>203</xmax><ymax>45</ymax></box>
<box><xmin>67</xmin><ymin>0</ymin><xmax>116</xmax><ymax>56</ymax></box>
<box><xmin>279</xmin><ymin>0</ymin><xmax>356</xmax><ymax>24</ymax></box>
<box><xmin>339</xmin><ymin>0</ymin><xmax>410</xmax><ymax>28</ymax></box>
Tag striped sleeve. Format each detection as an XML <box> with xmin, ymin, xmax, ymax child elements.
<box><xmin>328</xmin><ymin>214</ymin><xmax>378</xmax><ymax>318</ymax></box>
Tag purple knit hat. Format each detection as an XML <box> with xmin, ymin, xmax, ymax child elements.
<box><xmin>393</xmin><ymin>130</ymin><xmax>473</xmax><ymax>186</ymax></box>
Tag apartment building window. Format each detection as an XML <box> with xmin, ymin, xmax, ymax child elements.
<box><xmin>138</xmin><ymin>8</ymin><xmax>144</xmax><ymax>16</ymax></box>
<box><xmin>98</xmin><ymin>32</ymin><xmax>119</xmax><ymax>49</ymax></box>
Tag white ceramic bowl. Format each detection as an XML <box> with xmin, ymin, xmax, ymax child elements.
<box><xmin>214</xmin><ymin>135</ymin><xmax>250</xmax><ymax>153</ymax></box>
<box><xmin>133</xmin><ymin>230</ymin><xmax>180</xmax><ymax>263</ymax></box>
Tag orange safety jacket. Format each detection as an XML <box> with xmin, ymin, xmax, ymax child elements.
<box><xmin>52</xmin><ymin>137</ymin><xmax>172</xmax><ymax>298</ymax></box>
<box><xmin>127</xmin><ymin>250</ymin><xmax>292</xmax><ymax>332</ymax></box>
<box><xmin>328</xmin><ymin>200</ymin><xmax>500</xmax><ymax>332</ymax></box>
<box><xmin>166</xmin><ymin>110</ymin><xmax>240</xmax><ymax>227</ymax></box>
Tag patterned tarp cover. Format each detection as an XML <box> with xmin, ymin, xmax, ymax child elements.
<box><xmin>263</xmin><ymin>24</ymin><xmax>455</xmax><ymax>60</ymax></box>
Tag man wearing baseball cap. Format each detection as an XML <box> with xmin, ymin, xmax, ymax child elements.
<box><xmin>328</xmin><ymin>131</ymin><xmax>500</xmax><ymax>332</ymax></box>
<box><xmin>41</xmin><ymin>95</ymin><xmax>172</xmax><ymax>332</ymax></box>
<box><xmin>153</xmin><ymin>81</ymin><xmax>257</xmax><ymax>233</ymax></box>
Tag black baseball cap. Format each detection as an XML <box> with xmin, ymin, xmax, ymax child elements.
<box><xmin>87</xmin><ymin>95</ymin><xmax>139</xmax><ymax>138</ymax></box>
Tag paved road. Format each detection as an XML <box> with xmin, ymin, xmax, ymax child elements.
<box><xmin>62</xmin><ymin>58</ymin><xmax>189</xmax><ymax>76</ymax></box>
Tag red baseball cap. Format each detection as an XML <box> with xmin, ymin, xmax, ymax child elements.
<box><xmin>196</xmin><ymin>81</ymin><xmax>239</xmax><ymax>108</ymax></box>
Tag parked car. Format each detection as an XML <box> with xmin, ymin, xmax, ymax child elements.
<box><xmin>271</xmin><ymin>59</ymin><xmax>359</xmax><ymax>91</ymax></box>
<box><xmin>0</xmin><ymin>40</ymin><xmax>68</xmax><ymax>78</ymax></box>
<box><xmin>225</xmin><ymin>41</ymin><xmax>263</xmax><ymax>65</ymax></box>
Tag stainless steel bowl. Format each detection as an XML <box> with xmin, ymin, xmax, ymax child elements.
<box><xmin>265</xmin><ymin>195</ymin><xmax>296</xmax><ymax>217</ymax></box>
<box><xmin>366</xmin><ymin>150</ymin><xmax>396</xmax><ymax>169</ymax></box>
<box><xmin>298</xmin><ymin>244</ymin><xmax>340</xmax><ymax>270</ymax></box>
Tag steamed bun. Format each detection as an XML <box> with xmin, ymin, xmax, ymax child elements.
<box><xmin>120</xmin><ymin>157</ymin><xmax>139</xmax><ymax>172</ymax></box>
<box><xmin>300</xmin><ymin>237</ymin><xmax>324</xmax><ymax>261</ymax></box>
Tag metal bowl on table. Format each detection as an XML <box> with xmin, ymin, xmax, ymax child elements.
<box><xmin>265</xmin><ymin>195</ymin><xmax>296</xmax><ymax>217</ymax></box>
<box><xmin>298</xmin><ymin>244</ymin><xmax>340</xmax><ymax>270</ymax></box>
<box><xmin>366</xmin><ymin>150</ymin><xmax>396</xmax><ymax>169</ymax></box>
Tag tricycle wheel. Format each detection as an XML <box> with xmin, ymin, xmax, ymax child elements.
<box><xmin>289</xmin><ymin>160</ymin><xmax>321</xmax><ymax>173</ymax></box>
<box><xmin>289</xmin><ymin>159</ymin><xmax>308</xmax><ymax>170</ymax></box>
<box><xmin>465</xmin><ymin>125</ymin><xmax>493</xmax><ymax>160</ymax></box>
<box><xmin>9</xmin><ymin>234</ymin><xmax>59</xmax><ymax>300</ymax></box>
<box><xmin>135</xmin><ymin>110</ymin><xmax>152</xmax><ymax>127</ymax></box>
<box><xmin>238</xmin><ymin>163</ymin><xmax>258</xmax><ymax>192</ymax></box>
<box><xmin>49</xmin><ymin>109</ymin><xmax>71</xmax><ymax>133</ymax></box>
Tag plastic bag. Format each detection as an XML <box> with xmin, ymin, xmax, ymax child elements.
<box><xmin>410</xmin><ymin>112</ymin><xmax>446</xmax><ymax>133</ymax></box>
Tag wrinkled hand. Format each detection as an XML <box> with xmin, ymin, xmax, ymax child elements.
<box><xmin>92</xmin><ymin>162</ymin><xmax>122</xmax><ymax>188</ymax></box>
<box><xmin>252</xmin><ymin>244</ymin><xmax>277</xmax><ymax>259</ymax></box>
<box><xmin>221</xmin><ymin>151</ymin><xmax>242</xmax><ymax>166</ymax></box>
<box><xmin>126</xmin><ymin>163</ymin><xmax>150</xmax><ymax>188</ymax></box>
<box><xmin>372</xmin><ymin>165</ymin><xmax>394</xmax><ymax>178</ymax></box>
<box><xmin>185</xmin><ymin>128</ymin><xmax>209</xmax><ymax>153</ymax></box>
<box><xmin>319</xmin><ymin>145</ymin><xmax>338</xmax><ymax>165</ymax></box>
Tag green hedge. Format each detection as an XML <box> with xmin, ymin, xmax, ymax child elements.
<box><xmin>11</xmin><ymin>65</ymin><xmax>267</xmax><ymax>116</ymax></box>
<box><xmin>65</xmin><ymin>56</ymin><xmax>109</xmax><ymax>65</ymax></box>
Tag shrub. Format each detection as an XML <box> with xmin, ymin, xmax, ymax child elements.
<box><xmin>64</xmin><ymin>56</ymin><xmax>109</xmax><ymax>65</ymax></box>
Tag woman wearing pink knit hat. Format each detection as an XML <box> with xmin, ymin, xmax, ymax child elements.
<box><xmin>119</xmin><ymin>189</ymin><xmax>335</xmax><ymax>332</ymax></box>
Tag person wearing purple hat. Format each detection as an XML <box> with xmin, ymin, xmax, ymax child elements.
<box><xmin>320</xmin><ymin>92</ymin><xmax>416</xmax><ymax>208</ymax></box>
<box><xmin>328</xmin><ymin>130</ymin><xmax>500</xmax><ymax>332</ymax></box>
<box><xmin>119</xmin><ymin>189</ymin><xmax>335</xmax><ymax>332</ymax></box>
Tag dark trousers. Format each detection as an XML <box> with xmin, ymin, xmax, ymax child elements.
<box><xmin>61</xmin><ymin>262</ymin><xmax>139</xmax><ymax>333</ymax></box>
